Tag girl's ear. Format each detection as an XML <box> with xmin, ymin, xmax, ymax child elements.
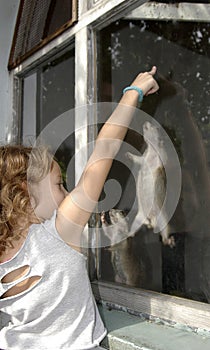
<box><xmin>21</xmin><ymin>181</ymin><xmax>28</xmax><ymax>191</ymax></box>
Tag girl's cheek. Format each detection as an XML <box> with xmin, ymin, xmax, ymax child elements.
<box><xmin>64</xmin><ymin>189</ymin><xmax>69</xmax><ymax>197</ymax></box>
<box><xmin>59</xmin><ymin>189</ymin><xmax>67</xmax><ymax>202</ymax></box>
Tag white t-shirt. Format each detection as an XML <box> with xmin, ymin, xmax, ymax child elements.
<box><xmin>0</xmin><ymin>212</ymin><xmax>106</xmax><ymax>349</ymax></box>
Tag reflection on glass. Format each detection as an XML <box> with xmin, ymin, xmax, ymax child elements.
<box><xmin>22</xmin><ymin>49</ymin><xmax>75</xmax><ymax>190</ymax></box>
<box><xmin>97</xmin><ymin>18</ymin><xmax>210</xmax><ymax>303</ymax></box>
<box><xmin>39</xmin><ymin>50</ymin><xmax>75</xmax><ymax>190</ymax></box>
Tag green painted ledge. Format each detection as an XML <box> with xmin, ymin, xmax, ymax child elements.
<box><xmin>98</xmin><ymin>305</ymin><xmax>210</xmax><ymax>350</ymax></box>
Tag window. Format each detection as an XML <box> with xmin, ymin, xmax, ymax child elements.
<box><xmin>22</xmin><ymin>47</ymin><xmax>75</xmax><ymax>190</ymax></box>
<box><xmin>85</xmin><ymin>0</ymin><xmax>210</xmax><ymax>332</ymax></box>
<box><xmin>97</xmin><ymin>9</ymin><xmax>210</xmax><ymax>304</ymax></box>
<box><xmin>8</xmin><ymin>0</ymin><xmax>77</xmax><ymax>70</ymax></box>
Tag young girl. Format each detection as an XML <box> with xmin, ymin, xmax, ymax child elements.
<box><xmin>0</xmin><ymin>67</ymin><xmax>159</xmax><ymax>349</ymax></box>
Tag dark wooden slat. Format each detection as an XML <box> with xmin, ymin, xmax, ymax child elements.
<box><xmin>8</xmin><ymin>0</ymin><xmax>78</xmax><ymax>70</ymax></box>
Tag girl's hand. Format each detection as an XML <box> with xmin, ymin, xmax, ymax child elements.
<box><xmin>131</xmin><ymin>66</ymin><xmax>159</xmax><ymax>96</ymax></box>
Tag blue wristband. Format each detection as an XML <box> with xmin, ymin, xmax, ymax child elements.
<box><xmin>123</xmin><ymin>86</ymin><xmax>144</xmax><ymax>103</ymax></box>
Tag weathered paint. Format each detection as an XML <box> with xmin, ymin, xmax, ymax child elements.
<box><xmin>99</xmin><ymin>305</ymin><xmax>210</xmax><ymax>350</ymax></box>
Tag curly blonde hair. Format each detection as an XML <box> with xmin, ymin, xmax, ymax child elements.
<box><xmin>0</xmin><ymin>145</ymin><xmax>53</xmax><ymax>256</ymax></box>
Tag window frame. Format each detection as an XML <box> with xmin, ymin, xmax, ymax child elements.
<box><xmin>10</xmin><ymin>0</ymin><xmax>210</xmax><ymax>334</ymax></box>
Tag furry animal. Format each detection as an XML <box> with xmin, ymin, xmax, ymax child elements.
<box><xmin>127</xmin><ymin>121</ymin><xmax>175</xmax><ymax>247</ymax></box>
<box><xmin>101</xmin><ymin>209</ymin><xmax>144</xmax><ymax>287</ymax></box>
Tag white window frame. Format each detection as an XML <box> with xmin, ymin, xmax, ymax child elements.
<box><xmin>10</xmin><ymin>0</ymin><xmax>210</xmax><ymax>334</ymax></box>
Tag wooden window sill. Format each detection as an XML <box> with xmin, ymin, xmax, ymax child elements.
<box><xmin>98</xmin><ymin>305</ymin><xmax>210</xmax><ymax>350</ymax></box>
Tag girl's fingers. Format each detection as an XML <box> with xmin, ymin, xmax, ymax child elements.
<box><xmin>148</xmin><ymin>66</ymin><xmax>157</xmax><ymax>76</ymax></box>
<box><xmin>145</xmin><ymin>85</ymin><xmax>158</xmax><ymax>96</ymax></box>
<box><xmin>130</xmin><ymin>66</ymin><xmax>159</xmax><ymax>95</ymax></box>
<box><xmin>145</xmin><ymin>67</ymin><xmax>158</xmax><ymax>94</ymax></box>
<box><xmin>145</xmin><ymin>79</ymin><xmax>159</xmax><ymax>96</ymax></box>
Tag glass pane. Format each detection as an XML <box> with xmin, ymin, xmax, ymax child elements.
<box><xmin>44</xmin><ymin>0</ymin><xmax>73</xmax><ymax>37</ymax></box>
<box><xmin>39</xmin><ymin>49</ymin><xmax>75</xmax><ymax>190</ymax></box>
<box><xmin>22</xmin><ymin>73</ymin><xmax>37</xmax><ymax>144</ymax></box>
<box><xmin>22</xmin><ymin>49</ymin><xmax>75</xmax><ymax>191</ymax></box>
<box><xmin>97</xmin><ymin>18</ymin><xmax>210</xmax><ymax>303</ymax></box>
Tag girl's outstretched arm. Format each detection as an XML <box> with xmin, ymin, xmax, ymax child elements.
<box><xmin>56</xmin><ymin>66</ymin><xmax>159</xmax><ymax>247</ymax></box>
